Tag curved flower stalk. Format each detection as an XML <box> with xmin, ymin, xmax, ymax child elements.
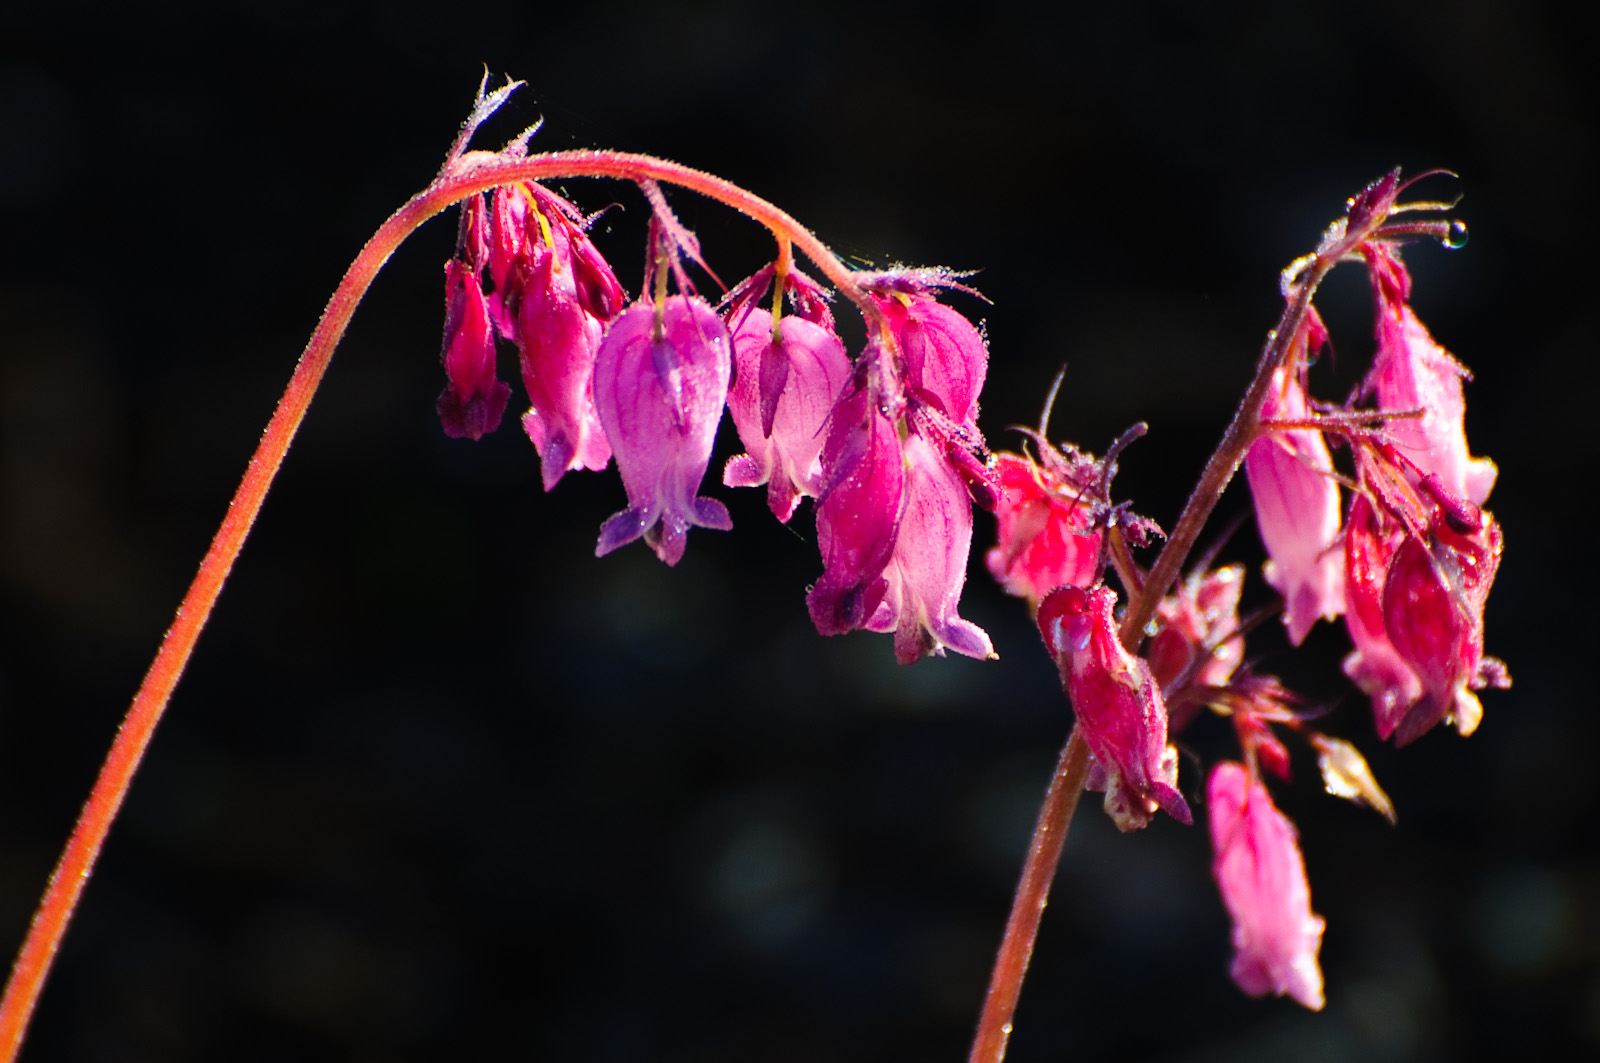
<box><xmin>0</xmin><ymin>73</ymin><xmax>1514</xmax><ymax>1063</ymax></box>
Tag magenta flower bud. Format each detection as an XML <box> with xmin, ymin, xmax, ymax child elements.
<box><xmin>436</xmin><ymin>258</ymin><xmax>511</xmax><ymax>440</ymax></box>
<box><xmin>807</xmin><ymin>375</ymin><xmax>907</xmax><ymax>636</ymax></box>
<box><xmin>1245</xmin><ymin>367</ymin><xmax>1344</xmax><ymax>645</ymax></box>
<box><xmin>877</xmin><ymin>293</ymin><xmax>987</xmax><ymax>426</ymax></box>
<box><xmin>1341</xmin><ymin>494</ymin><xmax>1423</xmax><ymax>740</ymax></box>
<box><xmin>593</xmin><ymin>296</ymin><xmax>733</xmax><ymax>566</ymax></box>
<box><xmin>867</xmin><ymin>432</ymin><xmax>995</xmax><ymax>664</ymax></box>
<box><xmin>1208</xmin><ymin>761</ymin><xmax>1326</xmax><ymax>1010</ymax></box>
<box><xmin>722</xmin><ymin>307</ymin><xmax>850</xmax><ymax>523</ymax></box>
<box><xmin>1382</xmin><ymin>514</ymin><xmax>1506</xmax><ymax>745</ymax></box>
<box><xmin>1037</xmin><ymin>584</ymin><xmax>1192</xmax><ymax>831</ymax></box>
<box><xmin>1365</xmin><ymin>244</ymin><xmax>1496</xmax><ymax>507</ymax></box>
<box><xmin>985</xmin><ymin>451</ymin><xmax>1102</xmax><ymax>607</ymax></box>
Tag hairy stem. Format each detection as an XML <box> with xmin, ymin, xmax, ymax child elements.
<box><xmin>969</xmin><ymin>226</ymin><xmax>1358</xmax><ymax>1063</ymax></box>
<box><xmin>0</xmin><ymin>150</ymin><xmax>868</xmax><ymax>1062</ymax></box>
<box><xmin>967</xmin><ymin>727</ymin><xmax>1091</xmax><ymax>1063</ymax></box>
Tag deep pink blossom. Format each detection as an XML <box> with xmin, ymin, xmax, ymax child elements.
<box><xmin>1245</xmin><ymin>367</ymin><xmax>1344</xmax><ymax>645</ymax></box>
<box><xmin>436</xmin><ymin>257</ymin><xmax>511</xmax><ymax>440</ymax></box>
<box><xmin>1382</xmin><ymin>510</ymin><xmax>1507</xmax><ymax>745</ymax></box>
<box><xmin>593</xmin><ymin>296</ymin><xmax>732</xmax><ymax>566</ymax></box>
<box><xmin>723</xmin><ymin>307</ymin><xmax>850</xmax><ymax>522</ymax></box>
<box><xmin>1342</xmin><ymin>493</ymin><xmax>1425</xmax><ymax>739</ymax></box>
<box><xmin>868</xmin><ymin>433</ymin><xmax>995</xmax><ymax>664</ymax></box>
<box><xmin>807</xmin><ymin>368</ymin><xmax>906</xmax><ymax>635</ymax></box>
<box><xmin>1208</xmin><ymin>761</ymin><xmax>1326</xmax><ymax>1010</ymax></box>
<box><xmin>876</xmin><ymin>293</ymin><xmax>987</xmax><ymax>426</ymax></box>
<box><xmin>1364</xmin><ymin>243</ymin><xmax>1496</xmax><ymax>507</ymax></box>
<box><xmin>1037</xmin><ymin>584</ymin><xmax>1191</xmax><ymax>831</ymax></box>
<box><xmin>487</xmin><ymin>183</ymin><xmax>623</xmax><ymax>490</ymax></box>
<box><xmin>985</xmin><ymin>450</ymin><xmax>1102</xmax><ymax>607</ymax></box>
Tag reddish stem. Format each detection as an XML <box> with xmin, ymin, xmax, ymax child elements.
<box><xmin>0</xmin><ymin>150</ymin><xmax>867</xmax><ymax>1062</ymax></box>
<box><xmin>966</xmin><ymin>727</ymin><xmax>1091</xmax><ymax>1063</ymax></box>
<box><xmin>967</xmin><ymin>203</ymin><xmax>1379</xmax><ymax>1063</ymax></box>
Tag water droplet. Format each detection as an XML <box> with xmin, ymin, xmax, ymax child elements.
<box><xmin>1443</xmin><ymin>220</ymin><xmax>1469</xmax><ymax>249</ymax></box>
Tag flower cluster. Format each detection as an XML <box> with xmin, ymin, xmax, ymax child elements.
<box><xmin>437</xmin><ymin>157</ymin><xmax>999</xmax><ymax>662</ymax></box>
<box><xmin>986</xmin><ymin>170</ymin><xmax>1504</xmax><ymax>1009</ymax></box>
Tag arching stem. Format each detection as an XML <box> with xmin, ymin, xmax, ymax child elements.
<box><xmin>0</xmin><ymin>150</ymin><xmax>870</xmax><ymax>1062</ymax></box>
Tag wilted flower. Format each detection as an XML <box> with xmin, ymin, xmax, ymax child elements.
<box><xmin>1245</xmin><ymin>365</ymin><xmax>1344</xmax><ymax>645</ymax></box>
<box><xmin>1208</xmin><ymin>760</ymin><xmax>1326</xmax><ymax>1010</ymax></box>
<box><xmin>1037</xmin><ymin>584</ymin><xmax>1191</xmax><ymax>831</ymax></box>
<box><xmin>593</xmin><ymin>296</ymin><xmax>733</xmax><ymax>566</ymax></box>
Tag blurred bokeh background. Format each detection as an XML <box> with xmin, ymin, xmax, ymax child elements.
<box><xmin>1</xmin><ymin>1</ymin><xmax>1593</xmax><ymax>1059</ymax></box>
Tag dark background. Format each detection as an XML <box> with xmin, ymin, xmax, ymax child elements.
<box><xmin>1</xmin><ymin>1</ymin><xmax>1593</xmax><ymax>1059</ymax></box>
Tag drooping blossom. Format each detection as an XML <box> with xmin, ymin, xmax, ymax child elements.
<box><xmin>1245</xmin><ymin>365</ymin><xmax>1344</xmax><ymax>645</ymax></box>
<box><xmin>488</xmin><ymin>182</ymin><xmax>624</xmax><ymax>490</ymax></box>
<box><xmin>437</xmin><ymin>257</ymin><xmax>511</xmax><ymax>440</ymax></box>
<box><xmin>806</xmin><ymin>283</ymin><xmax>997</xmax><ymax>662</ymax></box>
<box><xmin>1037</xmin><ymin>584</ymin><xmax>1191</xmax><ymax>831</ymax></box>
<box><xmin>593</xmin><ymin>296</ymin><xmax>732</xmax><ymax>566</ymax></box>
<box><xmin>868</xmin><ymin>432</ymin><xmax>996</xmax><ymax>664</ymax></box>
<box><xmin>807</xmin><ymin>355</ymin><xmax>906</xmax><ymax>636</ymax></box>
<box><xmin>436</xmin><ymin>195</ymin><xmax>511</xmax><ymax>440</ymax></box>
<box><xmin>723</xmin><ymin>306</ymin><xmax>850</xmax><ymax>522</ymax></box>
<box><xmin>1381</xmin><ymin>507</ymin><xmax>1507</xmax><ymax>744</ymax></box>
<box><xmin>1364</xmin><ymin>242</ymin><xmax>1496</xmax><ymax>507</ymax></box>
<box><xmin>875</xmin><ymin>291</ymin><xmax>986</xmax><ymax>427</ymax></box>
<box><xmin>985</xmin><ymin>447</ymin><xmax>1102</xmax><ymax>608</ymax></box>
<box><xmin>1342</xmin><ymin>440</ymin><xmax>1509</xmax><ymax>745</ymax></box>
<box><xmin>1208</xmin><ymin>760</ymin><xmax>1326</xmax><ymax>1010</ymax></box>
<box><xmin>1342</xmin><ymin>492</ymin><xmax>1425</xmax><ymax>738</ymax></box>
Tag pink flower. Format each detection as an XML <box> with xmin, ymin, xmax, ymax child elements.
<box><xmin>1342</xmin><ymin>493</ymin><xmax>1424</xmax><ymax>740</ymax></box>
<box><xmin>1037</xmin><ymin>584</ymin><xmax>1191</xmax><ymax>831</ymax></box>
<box><xmin>436</xmin><ymin>256</ymin><xmax>511</xmax><ymax>440</ymax></box>
<box><xmin>807</xmin><ymin>365</ymin><xmax>906</xmax><ymax>635</ymax></box>
<box><xmin>1364</xmin><ymin>243</ymin><xmax>1496</xmax><ymax>507</ymax></box>
<box><xmin>1146</xmin><ymin>564</ymin><xmax>1246</xmax><ymax>732</ymax></box>
<box><xmin>1208</xmin><ymin>760</ymin><xmax>1326</xmax><ymax>1010</ymax></box>
<box><xmin>876</xmin><ymin>292</ymin><xmax>987</xmax><ymax>426</ymax></box>
<box><xmin>1245</xmin><ymin>367</ymin><xmax>1344</xmax><ymax>645</ymax></box>
<box><xmin>723</xmin><ymin>307</ymin><xmax>850</xmax><ymax>522</ymax></box>
<box><xmin>1382</xmin><ymin>509</ymin><xmax>1507</xmax><ymax>745</ymax></box>
<box><xmin>592</xmin><ymin>296</ymin><xmax>733</xmax><ymax>566</ymax></box>
<box><xmin>985</xmin><ymin>449</ymin><xmax>1102</xmax><ymax>607</ymax></box>
<box><xmin>868</xmin><ymin>432</ymin><xmax>996</xmax><ymax>664</ymax></box>
<box><xmin>488</xmin><ymin>183</ymin><xmax>624</xmax><ymax>490</ymax></box>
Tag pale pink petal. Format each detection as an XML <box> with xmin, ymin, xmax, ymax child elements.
<box><xmin>1209</xmin><ymin>761</ymin><xmax>1325</xmax><ymax>1010</ymax></box>
<box><xmin>1245</xmin><ymin>368</ymin><xmax>1344</xmax><ymax>644</ymax></box>
<box><xmin>593</xmin><ymin>296</ymin><xmax>732</xmax><ymax>566</ymax></box>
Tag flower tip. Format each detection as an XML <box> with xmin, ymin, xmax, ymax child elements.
<box><xmin>436</xmin><ymin>380</ymin><xmax>511</xmax><ymax>441</ymax></box>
